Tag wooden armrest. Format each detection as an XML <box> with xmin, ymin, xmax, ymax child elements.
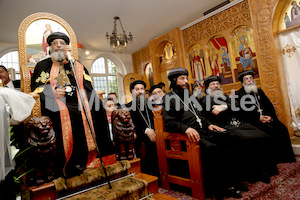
<box><xmin>153</xmin><ymin>105</ymin><xmax>205</xmax><ymax>200</ymax></box>
<box><xmin>25</xmin><ymin>92</ymin><xmax>41</xmax><ymax>123</ymax></box>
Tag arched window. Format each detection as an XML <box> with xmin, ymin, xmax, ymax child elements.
<box><xmin>0</xmin><ymin>51</ymin><xmax>20</xmax><ymax>80</ymax></box>
<box><xmin>91</xmin><ymin>55</ymin><xmax>124</xmax><ymax>99</ymax></box>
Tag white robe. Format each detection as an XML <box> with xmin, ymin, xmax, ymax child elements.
<box><xmin>0</xmin><ymin>88</ymin><xmax>35</xmax><ymax>181</ymax></box>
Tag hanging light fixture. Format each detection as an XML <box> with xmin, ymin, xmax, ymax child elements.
<box><xmin>106</xmin><ymin>16</ymin><xmax>133</xmax><ymax>50</ymax></box>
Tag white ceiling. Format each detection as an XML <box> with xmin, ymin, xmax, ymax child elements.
<box><xmin>0</xmin><ymin>0</ymin><xmax>230</xmax><ymax>54</ymax></box>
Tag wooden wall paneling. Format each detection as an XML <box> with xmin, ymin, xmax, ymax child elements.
<box><xmin>248</xmin><ymin>0</ymin><xmax>293</xmax><ymax>135</ymax></box>
<box><xmin>132</xmin><ymin>51</ymin><xmax>142</xmax><ymax>76</ymax></box>
<box><xmin>149</xmin><ymin>28</ymin><xmax>187</xmax><ymax>87</ymax></box>
<box><xmin>132</xmin><ymin>46</ymin><xmax>151</xmax><ymax>75</ymax></box>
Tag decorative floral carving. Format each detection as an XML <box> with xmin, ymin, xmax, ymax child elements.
<box><xmin>182</xmin><ymin>1</ymin><xmax>251</xmax><ymax>46</ymax></box>
<box><xmin>248</xmin><ymin>0</ymin><xmax>286</xmax><ymax>123</ymax></box>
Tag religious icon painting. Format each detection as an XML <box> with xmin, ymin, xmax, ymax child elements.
<box><xmin>278</xmin><ymin>0</ymin><xmax>300</xmax><ymax>31</ymax></box>
<box><xmin>144</xmin><ymin>63</ymin><xmax>154</xmax><ymax>88</ymax></box>
<box><xmin>188</xmin><ymin>44</ymin><xmax>206</xmax><ymax>82</ymax></box>
<box><xmin>26</xmin><ymin>19</ymin><xmax>69</xmax><ymax>67</ymax></box>
<box><xmin>207</xmin><ymin>36</ymin><xmax>233</xmax><ymax>84</ymax></box>
<box><xmin>163</xmin><ymin>42</ymin><xmax>174</xmax><ymax>60</ymax></box>
<box><xmin>160</xmin><ymin>42</ymin><xmax>177</xmax><ymax>64</ymax></box>
<box><xmin>231</xmin><ymin>26</ymin><xmax>259</xmax><ymax>80</ymax></box>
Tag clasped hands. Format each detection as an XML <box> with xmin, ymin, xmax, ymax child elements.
<box><xmin>185</xmin><ymin>124</ymin><xmax>224</xmax><ymax>143</ymax></box>
<box><xmin>259</xmin><ymin>115</ymin><xmax>272</xmax><ymax>123</ymax></box>
<box><xmin>212</xmin><ymin>104</ymin><xmax>227</xmax><ymax>115</ymax></box>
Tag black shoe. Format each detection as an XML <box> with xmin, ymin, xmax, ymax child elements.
<box><xmin>224</xmin><ymin>186</ymin><xmax>242</xmax><ymax>198</ymax></box>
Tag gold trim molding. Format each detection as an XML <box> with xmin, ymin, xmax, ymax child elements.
<box><xmin>248</xmin><ymin>0</ymin><xmax>292</xmax><ymax>132</ymax></box>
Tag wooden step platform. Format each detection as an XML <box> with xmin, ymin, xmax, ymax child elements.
<box><xmin>128</xmin><ymin>158</ymin><xmax>142</xmax><ymax>174</ymax></box>
<box><xmin>134</xmin><ymin>173</ymin><xmax>158</xmax><ymax>194</ymax></box>
<box><xmin>22</xmin><ymin>159</ymin><xmax>144</xmax><ymax>200</ymax></box>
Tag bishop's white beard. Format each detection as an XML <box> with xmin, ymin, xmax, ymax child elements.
<box><xmin>50</xmin><ymin>47</ymin><xmax>66</xmax><ymax>62</ymax></box>
<box><xmin>243</xmin><ymin>82</ymin><xmax>258</xmax><ymax>94</ymax></box>
<box><xmin>193</xmin><ymin>89</ymin><xmax>204</xmax><ymax>100</ymax></box>
<box><xmin>206</xmin><ymin>87</ymin><xmax>225</xmax><ymax>99</ymax></box>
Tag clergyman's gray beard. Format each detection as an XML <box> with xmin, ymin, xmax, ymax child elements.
<box><xmin>193</xmin><ymin>90</ymin><xmax>204</xmax><ymax>100</ymax></box>
<box><xmin>207</xmin><ymin>88</ymin><xmax>225</xmax><ymax>98</ymax></box>
<box><xmin>51</xmin><ymin>49</ymin><xmax>66</xmax><ymax>62</ymax></box>
<box><xmin>243</xmin><ymin>82</ymin><xmax>258</xmax><ymax>94</ymax></box>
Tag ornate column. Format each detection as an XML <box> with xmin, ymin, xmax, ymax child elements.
<box><xmin>248</xmin><ymin>0</ymin><xmax>293</xmax><ymax>134</ymax></box>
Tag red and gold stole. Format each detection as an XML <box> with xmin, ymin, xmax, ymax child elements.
<box><xmin>50</xmin><ymin>61</ymin><xmax>101</xmax><ymax>176</ymax></box>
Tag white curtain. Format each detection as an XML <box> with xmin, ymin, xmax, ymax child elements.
<box><xmin>279</xmin><ymin>27</ymin><xmax>300</xmax><ymax>131</ymax></box>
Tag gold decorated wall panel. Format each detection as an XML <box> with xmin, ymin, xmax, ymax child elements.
<box><xmin>132</xmin><ymin>46</ymin><xmax>151</xmax><ymax>76</ymax></box>
<box><xmin>148</xmin><ymin>28</ymin><xmax>187</xmax><ymax>89</ymax></box>
<box><xmin>248</xmin><ymin>0</ymin><xmax>293</xmax><ymax>134</ymax></box>
<box><xmin>130</xmin><ymin>0</ymin><xmax>293</xmax><ymax>133</ymax></box>
<box><xmin>182</xmin><ymin>1</ymin><xmax>251</xmax><ymax>46</ymax></box>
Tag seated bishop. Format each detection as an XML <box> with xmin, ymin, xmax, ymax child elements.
<box><xmin>235</xmin><ymin>70</ymin><xmax>295</xmax><ymax>164</ymax></box>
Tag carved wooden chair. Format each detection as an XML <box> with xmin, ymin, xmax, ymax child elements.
<box><xmin>153</xmin><ymin>106</ymin><xmax>205</xmax><ymax>200</ymax></box>
<box><xmin>18</xmin><ymin>12</ymin><xmax>79</xmax><ymax>119</ymax></box>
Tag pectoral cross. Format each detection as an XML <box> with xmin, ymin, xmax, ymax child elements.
<box><xmin>257</xmin><ymin>108</ymin><xmax>263</xmax><ymax>116</ymax></box>
<box><xmin>196</xmin><ymin>116</ymin><xmax>202</xmax><ymax>128</ymax></box>
<box><xmin>55</xmin><ymin>72</ymin><xmax>69</xmax><ymax>88</ymax></box>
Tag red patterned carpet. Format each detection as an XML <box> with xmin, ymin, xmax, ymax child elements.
<box><xmin>158</xmin><ymin>156</ymin><xmax>300</xmax><ymax>200</ymax></box>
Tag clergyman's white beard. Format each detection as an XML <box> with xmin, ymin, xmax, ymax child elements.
<box><xmin>243</xmin><ymin>82</ymin><xmax>258</xmax><ymax>94</ymax></box>
<box><xmin>193</xmin><ymin>89</ymin><xmax>204</xmax><ymax>100</ymax></box>
<box><xmin>50</xmin><ymin>47</ymin><xmax>66</xmax><ymax>62</ymax></box>
<box><xmin>207</xmin><ymin>88</ymin><xmax>225</xmax><ymax>98</ymax></box>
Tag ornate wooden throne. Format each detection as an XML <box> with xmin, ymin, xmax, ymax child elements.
<box><xmin>18</xmin><ymin>12</ymin><xmax>79</xmax><ymax>118</ymax></box>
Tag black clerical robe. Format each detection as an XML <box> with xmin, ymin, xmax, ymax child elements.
<box><xmin>31</xmin><ymin>58</ymin><xmax>115</xmax><ymax>178</ymax></box>
<box><xmin>201</xmin><ymin>94</ymin><xmax>278</xmax><ymax>181</ymax></box>
<box><xmin>236</xmin><ymin>87</ymin><xmax>295</xmax><ymax>163</ymax></box>
<box><xmin>162</xmin><ymin>91</ymin><xmax>238</xmax><ymax>196</ymax></box>
<box><xmin>125</xmin><ymin>100</ymin><xmax>159</xmax><ymax>177</ymax></box>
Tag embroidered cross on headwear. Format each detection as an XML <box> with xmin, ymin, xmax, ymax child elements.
<box><xmin>55</xmin><ymin>72</ymin><xmax>69</xmax><ymax>87</ymax></box>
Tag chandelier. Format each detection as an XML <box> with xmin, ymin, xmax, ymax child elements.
<box><xmin>106</xmin><ymin>16</ymin><xmax>133</xmax><ymax>50</ymax></box>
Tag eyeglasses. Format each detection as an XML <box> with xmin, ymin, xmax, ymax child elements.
<box><xmin>52</xmin><ymin>41</ymin><xmax>66</xmax><ymax>46</ymax></box>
